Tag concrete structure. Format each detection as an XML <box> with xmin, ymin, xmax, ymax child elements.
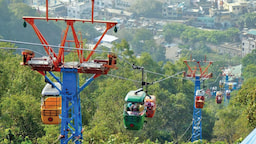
<box><xmin>112</xmin><ymin>0</ymin><xmax>133</xmax><ymax>9</ymax></box>
<box><xmin>165</xmin><ymin>43</ymin><xmax>181</xmax><ymax>62</ymax></box>
<box><xmin>99</xmin><ymin>8</ymin><xmax>133</xmax><ymax>20</ymax></box>
<box><xmin>241</xmin><ymin>29</ymin><xmax>256</xmax><ymax>57</ymax></box>
<box><xmin>94</xmin><ymin>34</ymin><xmax>118</xmax><ymax>43</ymax></box>
<box><xmin>190</xmin><ymin>17</ymin><xmax>215</xmax><ymax>28</ymax></box>
<box><xmin>207</xmin><ymin>43</ymin><xmax>241</xmax><ymax>57</ymax></box>
<box><xmin>67</xmin><ymin>1</ymin><xmax>90</xmax><ymax>18</ymax></box>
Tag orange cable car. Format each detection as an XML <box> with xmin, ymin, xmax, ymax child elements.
<box><xmin>145</xmin><ymin>95</ymin><xmax>156</xmax><ymax>118</ymax></box>
<box><xmin>41</xmin><ymin>82</ymin><xmax>62</xmax><ymax>124</ymax></box>
<box><xmin>229</xmin><ymin>83</ymin><xmax>233</xmax><ymax>90</ymax></box>
<box><xmin>195</xmin><ymin>90</ymin><xmax>205</xmax><ymax>109</ymax></box>
<box><xmin>216</xmin><ymin>91</ymin><xmax>223</xmax><ymax>104</ymax></box>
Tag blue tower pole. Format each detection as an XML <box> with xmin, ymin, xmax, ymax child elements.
<box><xmin>60</xmin><ymin>68</ymin><xmax>81</xmax><ymax>144</ymax></box>
<box><xmin>225</xmin><ymin>75</ymin><xmax>229</xmax><ymax>104</ymax></box>
<box><xmin>55</xmin><ymin>68</ymin><xmax>96</xmax><ymax>144</ymax></box>
<box><xmin>191</xmin><ymin>76</ymin><xmax>202</xmax><ymax>142</ymax></box>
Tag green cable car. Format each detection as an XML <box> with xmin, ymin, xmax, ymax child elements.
<box><xmin>123</xmin><ymin>89</ymin><xmax>146</xmax><ymax>130</ymax></box>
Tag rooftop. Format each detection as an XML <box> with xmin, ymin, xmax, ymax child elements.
<box><xmin>248</xmin><ymin>29</ymin><xmax>256</xmax><ymax>36</ymax></box>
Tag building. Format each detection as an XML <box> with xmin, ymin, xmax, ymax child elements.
<box><xmin>67</xmin><ymin>1</ymin><xmax>91</xmax><ymax>19</ymax></box>
<box><xmin>50</xmin><ymin>4</ymin><xmax>67</xmax><ymax>17</ymax></box>
<box><xmin>112</xmin><ymin>0</ymin><xmax>132</xmax><ymax>9</ymax></box>
<box><xmin>98</xmin><ymin>8</ymin><xmax>133</xmax><ymax>20</ymax></box>
<box><xmin>241</xmin><ymin>29</ymin><xmax>256</xmax><ymax>57</ymax></box>
<box><xmin>207</xmin><ymin>42</ymin><xmax>241</xmax><ymax>57</ymax></box>
<box><xmin>165</xmin><ymin>43</ymin><xmax>181</xmax><ymax>62</ymax></box>
<box><xmin>190</xmin><ymin>16</ymin><xmax>215</xmax><ymax>28</ymax></box>
<box><xmin>94</xmin><ymin>34</ymin><xmax>118</xmax><ymax>44</ymax></box>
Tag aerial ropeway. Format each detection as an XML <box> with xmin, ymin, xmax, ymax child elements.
<box><xmin>41</xmin><ymin>82</ymin><xmax>62</xmax><ymax>124</ymax></box>
<box><xmin>219</xmin><ymin>80</ymin><xmax>224</xmax><ymax>89</ymax></box>
<box><xmin>123</xmin><ymin>64</ymin><xmax>157</xmax><ymax>130</ymax></box>
<box><xmin>229</xmin><ymin>83</ymin><xmax>233</xmax><ymax>90</ymax></box>
<box><xmin>226</xmin><ymin>90</ymin><xmax>231</xmax><ymax>100</ymax></box>
<box><xmin>21</xmin><ymin>50</ymin><xmax>118</xmax><ymax>75</ymax></box>
<box><xmin>19</xmin><ymin>0</ymin><xmax>120</xmax><ymax>143</ymax></box>
<box><xmin>123</xmin><ymin>89</ymin><xmax>147</xmax><ymax>130</ymax></box>
<box><xmin>123</xmin><ymin>89</ymin><xmax>157</xmax><ymax>130</ymax></box>
<box><xmin>145</xmin><ymin>95</ymin><xmax>156</xmax><ymax>118</ymax></box>
<box><xmin>195</xmin><ymin>89</ymin><xmax>205</xmax><ymax>109</ymax></box>
<box><xmin>216</xmin><ymin>91</ymin><xmax>223</xmax><ymax>104</ymax></box>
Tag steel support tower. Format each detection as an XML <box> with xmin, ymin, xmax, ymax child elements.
<box><xmin>191</xmin><ymin>76</ymin><xmax>202</xmax><ymax>141</ymax></box>
<box><xmin>44</xmin><ymin>69</ymin><xmax>98</xmax><ymax>143</ymax></box>
<box><xmin>21</xmin><ymin>0</ymin><xmax>117</xmax><ymax>143</ymax></box>
<box><xmin>224</xmin><ymin>74</ymin><xmax>229</xmax><ymax>105</ymax></box>
<box><xmin>183</xmin><ymin>59</ymin><xmax>213</xmax><ymax>142</ymax></box>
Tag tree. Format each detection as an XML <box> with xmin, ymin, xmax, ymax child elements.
<box><xmin>242</xmin><ymin>64</ymin><xmax>256</xmax><ymax>80</ymax></box>
<box><xmin>0</xmin><ymin>94</ymin><xmax>44</xmax><ymax>143</ymax></box>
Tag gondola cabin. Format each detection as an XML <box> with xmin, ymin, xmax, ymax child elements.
<box><xmin>219</xmin><ymin>80</ymin><xmax>224</xmax><ymax>89</ymax></box>
<box><xmin>226</xmin><ymin>90</ymin><xmax>231</xmax><ymax>100</ymax></box>
<box><xmin>229</xmin><ymin>83</ymin><xmax>233</xmax><ymax>90</ymax></box>
<box><xmin>123</xmin><ymin>89</ymin><xmax>146</xmax><ymax>130</ymax></box>
<box><xmin>212</xmin><ymin>86</ymin><xmax>217</xmax><ymax>96</ymax></box>
<box><xmin>195</xmin><ymin>90</ymin><xmax>205</xmax><ymax>108</ymax></box>
<box><xmin>216</xmin><ymin>91</ymin><xmax>223</xmax><ymax>104</ymax></box>
<box><xmin>41</xmin><ymin>83</ymin><xmax>62</xmax><ymax>124</ymax></box>
<box><xmin>145</xmin><ymin>95</ymin><xmax>156</xmax><ymax>118</ymax></box>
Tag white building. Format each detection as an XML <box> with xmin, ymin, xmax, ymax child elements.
<box><xmin>241</xmin><ymin>29</ymin><xmax>256</xmax><ymax>57</ymax></box>
<box><xmin>67</xmin><ymin>1</ymin><xmax>92</xmax><ymax>19</ymax></box>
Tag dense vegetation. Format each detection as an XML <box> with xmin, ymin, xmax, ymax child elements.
<box><xmin>1</xmin><ymin>0</ymin><xmax>256</xmax><ymax>143</ymax></box>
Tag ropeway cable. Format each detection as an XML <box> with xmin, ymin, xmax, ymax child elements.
<box><xmin>117</xmin><ymin>54</ymin><xmax>190</xmax><ymax>81</ymax></box>
<box><xmin>151</xmin><ymin>71</ymin><xmax>184</xmax><ymax>84</ymax></box>
<box><xmin>107</xmin><ymin>74</ymin><xmax>141</xmax><ymax>83</ymax></box>
<box><xmin>1</xmin><ymin>39</ymin><xmax>189</xmax><ymax>83</ymax></box>
<box><xmin>0</xmin><ymin>47</ymin><xmax>44</xmax><ymax>56</ymax></box>
<box><xmin>107</xmin><ymin>71</ymin><xmax>184</xmax><ymax>84</ymax></box>
<box><xmin>177</xmin><ymin>120</ymin><xmax>193</xmax><ymax>143</ymax></box>
<box><xmin>0</xmin><ymin>39</ymin><xmax>112</xmax><ymax>53</ymax></box>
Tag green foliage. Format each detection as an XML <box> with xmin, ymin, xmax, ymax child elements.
<box><xmin>242</xmin><ymin>49</ymin><xmax>256</xmax><ymax>69</ymax></box>
<box><xmin>163</xmin><ymin>24</ymin><xmax>239</xmax><ymax>46</ymax></box>
<box><xmin>235</xmin><ymin>78</ymin><xmax>256</xmax><ymax>127</ymax></box>
<box><xmin>236</xmin><ymin>13</ymin><xmax>256</xmax><ymax>29</ymax></box>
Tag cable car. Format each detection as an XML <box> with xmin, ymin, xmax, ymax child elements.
<box><xmin>226</xmin><ymin>90</ymin><xmax>231</xmax><ymax>100</ymax></box>
<box><xmin>145</xmin><ymin>95</ymin><xmax>156</xmax><ymax>118</ymax></box>
<box><xmin>211</xmin><ymin>86</ymin><xmax>217</xmax><ymax>96</ymax></box>
<box><xmin>41</xmin><ymin>82</ymin><xmax>62</xmax><ymax>124</ymax></box>
<box><xmin>216</xmin><ymin>91</ymin><xmax>223</xmax><ymax>104</ymax></box>
<box><xmin>229</xmin><ymin>83</ymin><xmax>233</xmax><ymax>90</ymax></box>
<box><xmin>219</xmin><ymin>80</ymin><xmax>224</xmax><ymax>89</ymax></box>
<box><xmin>123</xmin><ymin>89</ymin><xmax>146</xmax><ymax>130</ymax></box>
<box><xmin>195</xmin><ymin>90</ymin><xmax>205</xmax><ymax>108</ymax></box>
